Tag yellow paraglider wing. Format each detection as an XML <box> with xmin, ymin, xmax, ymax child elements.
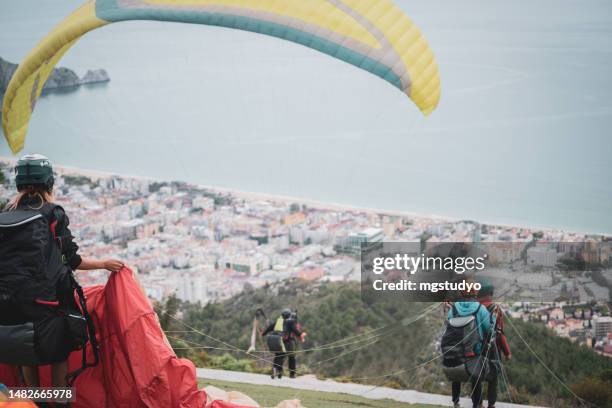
<box><xmin>2</xmin><ymin>2</ymin><xmax>107</xmax><ymax>154</ymax></box>
<box><xmin>2</xmin><ymin>0</ymin><xmax>441</xmax><ymax>154</ymax></box>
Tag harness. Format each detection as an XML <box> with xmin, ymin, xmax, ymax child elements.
<box><xmin>66</xmin><ymin>273</ymin><xmax>100</xmax><ymax>385</ymax></box>
<box><xmin>483</xmin><ymin>303</ymin><xmax>503</xmax><ymax>381</ymax></box>
<box><xmin>47</xmin><ymin>207</ymin><xmax>100</xmax><ymax>384</ymax></box>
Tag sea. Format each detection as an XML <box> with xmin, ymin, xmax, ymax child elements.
<box><xmin>1</xmin><ymin>0</ymin><xmax>611</xmax><ymax>234</ymax></box>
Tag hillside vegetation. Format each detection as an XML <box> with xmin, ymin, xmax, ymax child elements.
<box><xmin>157</xmin><ymin>279</ymin><xmax>611</xmax><ymax>407</ymax></box>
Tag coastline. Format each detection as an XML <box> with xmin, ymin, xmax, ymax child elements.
<box><xmin>1</xmin><ymin>156</ymin><xmax>606</xmax><ymax>237</ymax></box>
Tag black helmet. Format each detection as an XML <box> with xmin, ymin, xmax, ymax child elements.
<box><xmin>477</xmin><ymin>277</ymin><xmax>494</xmax><ymax>297</ymax></box>
<box><xmin>281</xmin><ymin>308</ymin><xmax>292</xmax><ymax>319</ymax></box>
<box><xmin>15</xmin><ymin>154</ymin><xmax>54</xmax><ymax>193</ymax></box>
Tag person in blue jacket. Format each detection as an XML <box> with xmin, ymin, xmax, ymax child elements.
<box><xmin>447</xmin><ymin>287</ymin><xmax>493</xmax><ymax>408</ymax></box>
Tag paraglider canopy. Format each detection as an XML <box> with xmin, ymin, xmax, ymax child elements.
<box><xmin>1</xmin><ymin>0</ymin><xmax>441</xmax><ymax>154</ymax></box>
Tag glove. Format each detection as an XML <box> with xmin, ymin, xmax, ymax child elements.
<box><xmin>300</xmin><ymin>332</ymin><xmax>307</xmax><ymax>342</ymax></box>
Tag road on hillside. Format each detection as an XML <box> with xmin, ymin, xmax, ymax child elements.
<box><xmin>196</xmin><ymin>368</ymin><xmax>545</xmax><ymax>408</ymax></box>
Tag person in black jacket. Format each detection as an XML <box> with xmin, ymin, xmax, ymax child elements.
<box><xmin>262</xmin><ymin>308</ymin><xmax>306</xmax><ymax>379</ymax></box>
<box><xmin>3</xmin><ymin>154</ymin><xmax>124</xmax><ymax>393</ymax></box>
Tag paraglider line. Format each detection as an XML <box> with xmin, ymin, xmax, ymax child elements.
<box><xmin>356</xmin><ymin>324</ymin><xmax>481</xmax><ymax>396</ymax></box>
<box><xmin>164</xmin><ymin>301</ymin><xmax>442</xmax><ymax>396</ymax></box>
<box><xmin>165</xmin><ymin>335</ymin><xmax>242</xmax><ymax>352</ymax></box>
<box><xmin>163</xmin><ymin>311</ymin><xmax>279</xmax><ymax>367</ymax></box>
<box><xmin>496</xmin><ymin>348</ymin><xmax>514</xmax><ymax>404</ymax></box>
<box><xmin>503</xmin><ymin>309</ymin><xmax>594</xmax><ymax>407</ymax></box>
<box><xmin>468</xmin><ymin>353</ymin><xmax>489</xmax><ymax>401</ymax></box>
<box><xmin>288</xmin><ymin>337</ymin><xmax>383</xmax><ymax>401</ymax></box>
<box><xmin>287</xmin><ymin>303</ymin><xmax>440</xmax><ymax>355</ymax></box>
<box><xmin>298</xmin><ymin>302</ymin><xmax>442</xmax><ymax>354</ymax></box>
<box><xmin>468</xmin><ymin>303</ymin><xmax>504</xmax><ymax>402</ymax></box>
<box><xmin>164</xmin><ymin>330</ymin><xmax>200</xmax><ymax>333</ymax></box>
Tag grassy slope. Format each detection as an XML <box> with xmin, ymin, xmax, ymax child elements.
<box><xmin>199</xmin><ymin>378</ymin><xmax>441</xmax><ymax>408</ymax></box>
<box><xmin>167</xmin><ymin>279</ymin><xmax>610</xmax><ymax>407</ymax></box>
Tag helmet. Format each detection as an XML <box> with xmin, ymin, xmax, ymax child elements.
<box><xmin>15</xmin><ymin>154</ymin><xmax>54</xmax><ymax>193</ymax></box>
<box><xmin>477</xmin><ymin>277</ymin><xmax>494</xmax><ymax>297</ymax></box>
<box><xmin>460</xmin><ymin>277</ymin><xmax>479</xmax><ymax>299</ymax></box>
<box><xmin>281</xmin><ymin>309</ymin><xmax>292</xmax><ymax>319</ymax></box>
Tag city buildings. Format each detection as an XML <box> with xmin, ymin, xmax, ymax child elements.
<box><xmin>0</xmin><ymin>160</ymin><xmax>610</xmax><ymax>351</ymax></box>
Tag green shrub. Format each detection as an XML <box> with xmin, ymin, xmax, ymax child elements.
<box><xmin>572</xmin><ymin>370</ymin><xmax>612</xmax><ymax>408</ymax></box>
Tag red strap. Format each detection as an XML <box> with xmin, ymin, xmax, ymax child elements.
<box><xmin>50</xmin><ymin>220</ymin><xmax>58</xmax><ymax>239</ymax></box>
<box><xmin>35</xmin><ymin>299</ymin><xmax>59</xmax><ymax>306</ymax></box>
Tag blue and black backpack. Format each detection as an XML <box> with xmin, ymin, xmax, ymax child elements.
<box><xmin>440</xmin><ymin>304</ymin><xmax>488</xmax><ymax>382</ymax></box>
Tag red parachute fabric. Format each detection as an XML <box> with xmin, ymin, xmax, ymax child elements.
<box><xmin>0</xmin><ymin>268</ymin><xmax>246</xmax><ymax>408</ymax></box>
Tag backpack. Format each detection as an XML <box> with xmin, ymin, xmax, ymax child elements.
<box><xmin>0</xmin><ymin>205</ymin><xmax>99</xmax><ymax>383</ymax></box>
<box><xmin>440</xmin><ymin>304</ymin><xmax>488</xmax><ymax>382</ymax></box>
<box><xmin>0</xmin><ymin>205</ymin><xmax>66</xmax><ymax>302</ymax></box>
<box><xmin>266</xmin><ymin>317</ymin><xmax>287</xmax><ymax>353</ymax></box>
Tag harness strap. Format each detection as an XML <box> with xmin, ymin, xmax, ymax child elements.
<box><xmin>65</xmin><ymin>273</ymin><xmax>100</xmax><ymax>386</ymax></box>
<box><xmin>486</xmin><ymin>303</ymin><xmax>497</xmax><ymax>325</ymax></box>
<box><xmin>482</xmin><ymin>304</ymin><xmax>502</xmax><ymax>360</ymax></box>
<box><xmin>471</xmin><ymin>303</ymin><xmax>482</xmax><ymax>316</ymax></box>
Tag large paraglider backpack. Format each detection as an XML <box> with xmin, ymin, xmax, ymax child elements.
<box><xmin>440</xmin><ymin>304</ymin><xmax>488</xmax><ymax>382</ymax></box>
<box><xmin>0</xmin><ymin>205</ymin><xmax>99</xmax><ymax>384</ymax></box>
<box><xmin>266</xmin><ymin>317</ymin><xmax>287</xmax><ymax>353</ymax></box>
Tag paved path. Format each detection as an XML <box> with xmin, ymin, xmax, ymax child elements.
<box><xmin>197</xmin><ymin>368</ymin><xmax>545</xmax><ymax>408</ymax></box>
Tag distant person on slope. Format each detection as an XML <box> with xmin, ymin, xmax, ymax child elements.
<box><xmin>0</xmin><ymin>154</ymin><xmax>123</xmax><ymax>396</ymax></box>
<box><xmin>288</xmin><ymin>311</ymin><xmax>303</xmax><ymax>342</ymax></box>
<box><xmin>446</xmin><ymin>287</ymin><xmax>492</xmax><ymax>408</ymax></box>
<box><xmin>478</xmin><ymin>281</ymin><xmax>511</xmax><ymax>408</ymax></box>
<box><xmin>262</xmin><ymin>308</ymin><xmax>306</xmax><ymax>379</ymax></box>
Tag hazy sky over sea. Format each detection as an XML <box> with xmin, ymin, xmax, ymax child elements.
<box><xmin>1</xmin><ymin>0</ymin><xmax>611</xmax><ymax>234</ymax></box>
